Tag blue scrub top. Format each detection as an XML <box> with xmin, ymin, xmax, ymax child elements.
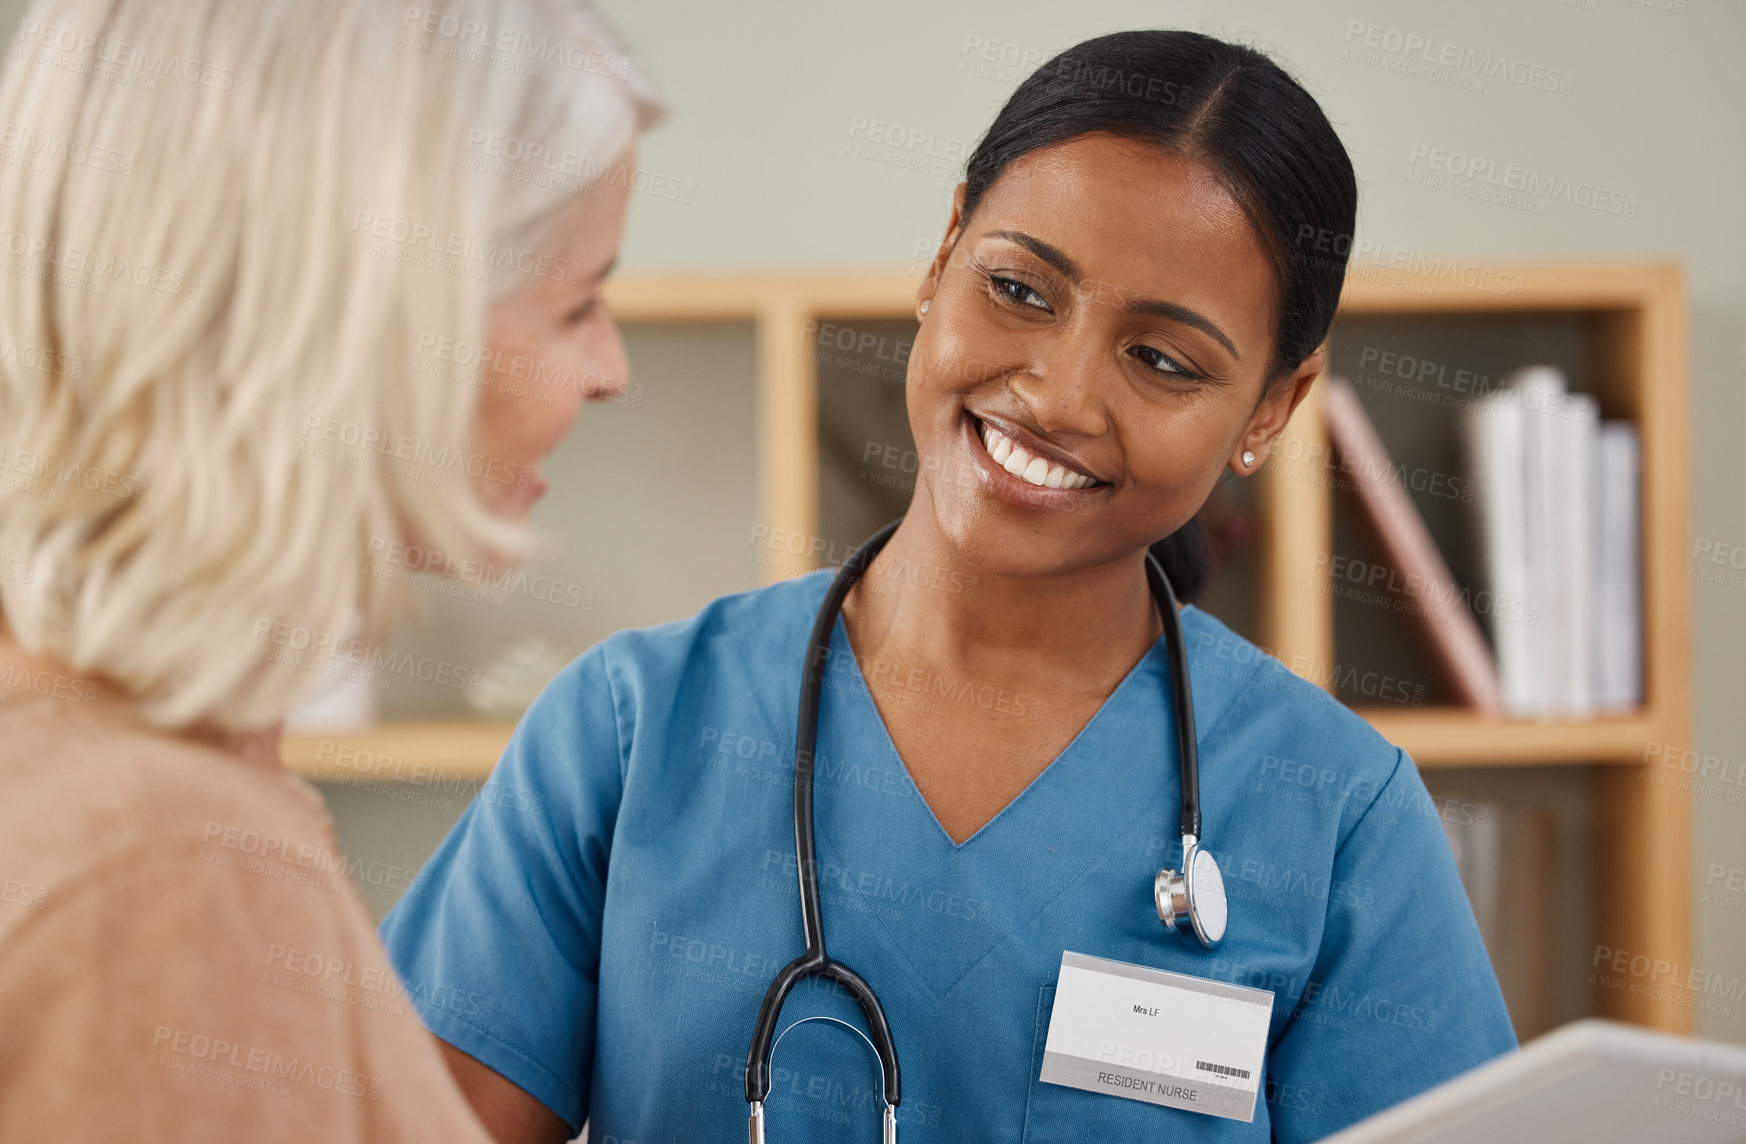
<box><xmin>380</xmin><ymin>572</ymin><xmax>1517</xmax><ymax>1142</ymax></box>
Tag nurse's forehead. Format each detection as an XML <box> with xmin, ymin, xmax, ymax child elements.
<box><xmin>965</xmin><ymin>135</ymin><xmax>1276</xmax><ymax>318</ymax></box>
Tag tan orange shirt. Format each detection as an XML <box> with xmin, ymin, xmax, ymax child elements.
<box><xmin>0</xmin><ymin>648</ymin><xmax>495</xmax><ymax>1142</ymax></box>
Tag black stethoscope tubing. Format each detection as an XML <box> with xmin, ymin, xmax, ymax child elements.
<box><xmin>743</xmin><ymin>517</ymin><xmax>1207</xmax><ymax>1140</ymax></box>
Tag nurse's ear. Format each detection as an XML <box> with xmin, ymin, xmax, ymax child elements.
<box><xmin>917</xmin><ymin>182</ymin><xmax>969</xmax><ymax>321</ymax></box>
<box><xmin>1231</xmin><ymin>350</ymin><xmax>1325</xmax><ymax>475</ymax></box>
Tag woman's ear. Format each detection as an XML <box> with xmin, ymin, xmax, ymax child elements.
<box><xmin>917</xmin><ymin>183</ymin><xmax>968</xmax><ymax>320</ymax></box>
<box><xmin>1232</xmin><ymin>350</ymin><xmax>1326</xmax><ymax>472</ymax></box>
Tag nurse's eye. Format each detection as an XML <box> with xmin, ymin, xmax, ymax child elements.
<box><xmin>988</xmin><ymin>274</ymin><xmax>1051</xmax><ymax>313</ymax></box>
<box><xmin>1130</xmin><ymin>344</ymin><xmax>1201</xmax><ymax>381</ymax></box>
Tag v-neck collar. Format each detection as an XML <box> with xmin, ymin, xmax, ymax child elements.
<box><xmin>803</xmin><ymin>606</ymin><xmax>1238</xmax><ymax>999</ymax></box>
<box><xmin>825</xmin><ymin>612</ymin><xmax>1170</xmax><ymax>851</ymax></box>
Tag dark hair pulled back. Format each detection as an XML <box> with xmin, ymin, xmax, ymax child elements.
<box><xmin>958</xmin><ymin>30</ymin><xmax>1358</xmax><ymax>599</ymax></box>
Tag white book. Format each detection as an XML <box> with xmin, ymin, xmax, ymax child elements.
<box><xmin>1465</xmin><ymin>389</ymin><xmax>1535</xmax><ymax>715</ymax></box>
<box><xmin>1553</xmin><ymin>390</ymin><xmax>1599</xmax><ymax>717</ymax></box>
<box><xmin>1517</xmin><ymin>366</ymin><xmax>1568</xmax><ymax>717</ymax></box>
<box><xmin>1591</xmin><ymin>423</ymin><xmax>1642</xmax><ymax>710</ymax></box>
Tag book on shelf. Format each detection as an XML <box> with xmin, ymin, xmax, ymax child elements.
<box><xmin>1321</xmin><ymin>377</ymin><xmax>1503</xmax><ymax>712</ymax></box>
<box><xmin>1441</xmin><ymin>797</ymin><xmax>1563</xmax><ymax>1042</ymax></box>
<box><xmin>1592</xmin><ymin>423</ymin><xmax>1642</xmax><ymax>711</ymax></box>
<box><xmin>1462</xmin><ymin>366</ymin><xmax>1642</xmax><ymax>719</ymax></box>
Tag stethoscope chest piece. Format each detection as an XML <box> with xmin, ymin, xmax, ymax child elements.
<box><xmin>1156</xmin><ymin>833</ymin><xmax>1227</xmax><ymax>948</ymax></box>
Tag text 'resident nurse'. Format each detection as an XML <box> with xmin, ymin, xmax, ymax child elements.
<box><xmin>382</xmin><ymin>29</ymin><xmax>1518</xmax><ymax>1144</ymax></box>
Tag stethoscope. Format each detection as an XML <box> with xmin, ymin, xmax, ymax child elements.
<box><xmin>743</xmin><ymin>518</ymin><xmax>1226</xmax><ymax>1143</ymax></box>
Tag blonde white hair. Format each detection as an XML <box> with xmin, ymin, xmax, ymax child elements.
<box><xmin>0</xmin><ymin>0</ymin><xmax>662</xmax><ymax>729</ymax></box>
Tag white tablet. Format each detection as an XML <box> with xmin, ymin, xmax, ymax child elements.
<box><xmin>1319</xmin><ymin>1019</ymin><xmax>1746</xmax><ymax>1143</ymax></box>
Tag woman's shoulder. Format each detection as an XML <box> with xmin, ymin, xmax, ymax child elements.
<box><xmin>0</xmin><ymin>701</ymin><xmax>349</xmax><ymax>923</ymax></box>
<box><xmin>0</xmin><ymin>705</ymin><xmax>494</xmax><ymax>1141</ymax></box>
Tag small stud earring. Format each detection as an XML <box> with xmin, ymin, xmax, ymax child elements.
<box><xmin>1241</xmin><ymin>450</ymin><xmax>1256</xmax><ymax>469</ymax></box>
<box><xmin>919</xmin><ymin>300</ymin><xmax>930</xmax><ymax>315</ymax></box>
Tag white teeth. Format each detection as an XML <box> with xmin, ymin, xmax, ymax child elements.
<box><xmin>975</xmin><ymin>420</ymin><xmax>1096</xmax><ymax>490</ymax></box>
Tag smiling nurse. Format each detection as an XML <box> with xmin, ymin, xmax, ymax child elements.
<box><xmin>382</xmin><ymin>30</ymin><xmax>1517</xmax><ymax>1144</ymax></box>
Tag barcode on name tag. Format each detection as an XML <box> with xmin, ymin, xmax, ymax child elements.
<box><xmin>1196</xmin><ymin>1060</ymin><xmax>1251</xmax><ymax>1080</ymax></box>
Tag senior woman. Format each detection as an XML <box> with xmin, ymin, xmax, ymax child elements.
<box><xmin>0</xmin><ymin>0</ymin><xmax>659</xmax><ymax>1138</ymax></box>
<box><xmin>382</xmin><ymin>30</ymin><xmax>1518</xmax><ymax>1144</ymax></box>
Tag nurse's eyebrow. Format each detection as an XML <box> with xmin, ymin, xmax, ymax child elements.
<box><xmin>986</xmin><ymin>229</ymin><xmax>1082</xmax><ymax>283</ymax></box>
<box><xmin>1125</xmin><ymin>297</ymin><xmax>1241</xmax><ymax>360</ymax></box>
<box><xmin>984</xmin><ymin>228</ymin><xmax>1241</xmax><ymax>361</ymax></box>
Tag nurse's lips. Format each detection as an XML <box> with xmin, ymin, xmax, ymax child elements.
<box><xmin>965</xmin><ymin>414</ymin><xmax>1107</xmax><ymax>508</ymax></box>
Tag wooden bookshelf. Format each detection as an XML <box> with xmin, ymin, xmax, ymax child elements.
<box><xmin>285</xmin><ymin>261</ymin><xmax>1691</xmax><ymax>1034</ymax></box>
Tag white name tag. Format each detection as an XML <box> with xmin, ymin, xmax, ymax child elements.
<box><xmin>1039</xmin><ymin>950</ymin><xmax>1275</xmax><ymax>1122</ymax></box>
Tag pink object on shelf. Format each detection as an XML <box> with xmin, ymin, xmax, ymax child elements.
<box><xmin>1320</xmin><ymin>377</ymin><xmax>1504</xmax><ymax>714</ymax></box>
